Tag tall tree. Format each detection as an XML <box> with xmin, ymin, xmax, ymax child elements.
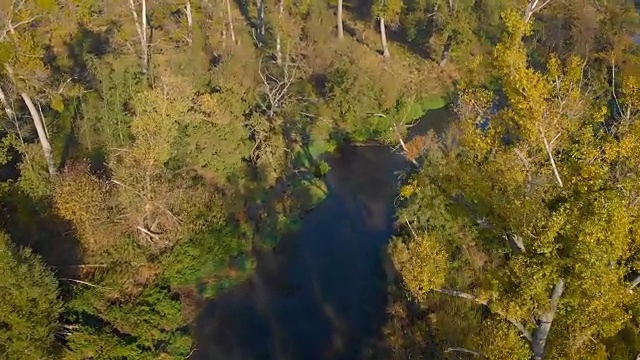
<box><xmin>0</xmin><ymin>232</ymin><xmax>62</xmax><ymax>359</ymax></box>
<box><xmin>392</xmin><ymin>10</ymin><xmax>640</xmax><ymax>359</ymax></box>
<box><xmin>372</xmin><ymin>0</ymin><xmax>402</xmax><ymax>57</ymax></box>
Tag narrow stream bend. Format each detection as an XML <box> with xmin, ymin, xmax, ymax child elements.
<box><xmin>194</xmin><ymin>108</ymin><xmax>452</xmax><ymax>360</ymax></box>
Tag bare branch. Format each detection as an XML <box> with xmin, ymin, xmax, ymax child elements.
<box><xmin>60</xmin><ymin>278</ymin><xmax>105</xmax><ymax>288</ymax></box>
<box><xmin>137</xmin><ymin>225</ymin><xmax>160</xmax><ymax>240</ymax></box>
<box><xmin>444</xmin><ymin>347</ymin><xmax>485</xmax><ymax>358</ymax></box>
<box><xmin>524</xmin><ymin>0</ymin><xmax>553</xmax><ymax>23</ymax></box>
<box><xmin>435</xmin><ymin>288</ymin><xmax>533</xmax><ymax>342</ymax></box>
<box><xmin>538</xmin><ymin>125</ymin><xmax>563</xmax><ymax>187</ymax></box>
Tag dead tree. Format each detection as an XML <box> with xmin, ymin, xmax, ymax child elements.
<box><xmin>257</xmin><ymin>58</ymin><xmax>297</xmax><ymax>119</ymax></box>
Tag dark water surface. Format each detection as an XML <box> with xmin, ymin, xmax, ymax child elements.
<box><xmin>194</xmin><ymin>108</ymin><xmax>452</xmax><ymax>360</ymax></box>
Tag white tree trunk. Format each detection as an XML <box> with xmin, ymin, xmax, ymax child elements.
<box><xmin>128</xmin><ymin>0</ymin><xmax>149</xmax><ymax>74</ymax></box>
<box><xmin>524</xmin><ymin>0</ymin><xmax>553</xmax><ymax>23</ymax></box>
<box><xmin>185</xmin><ymin>0</ymin><xmax>193</xmax><ymax>45</ymax></box>
<box><xmin>379</xmin><ymin>17</ymin><xmax>390</xmax><ymax>58</ymax></box>
<box><xmin>276</xmin><ymin>0</ymin><xmax>284</xmax><ymax>64</ymax></box>
<box><xmin>142</xmin><ymin>0</ymin><xmax>148</xmax><ymax>72</ymax></box>
<box><xmin>256</xmin><ymin>0</ymin><xmax>266</xmax><ymax>44</ymax></box>
<box><xmin>225</xmin><ymin>0</ymin><xmax>236</xmax><ymax>43</ymax></box>
<box><xmin>337</xmin><ymin>0</ymin><xmax>344</xmax><ymax>40</ymax></box>
<box><xmin>437</xmin><ymin>278</ymin><xmax>565</xmax><ymax>360</ymax></box>
<box><xmin>21</xmin><ymin>92</ymin><xmax>56</xmax><ymax>176</ymax></box>
<box><xmin>0</xmin><ymin>85</ymin><xmax>16</xmax><ymax>123</ymax></box>
<box><xmin>531</xmin><ymin>279</ymin><xmax>565</xmax><ymax>360</ymax></box>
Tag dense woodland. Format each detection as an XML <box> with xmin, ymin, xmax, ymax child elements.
<box><xmin>0</xmin><ymin>0</ymin><xmax>639</xmax><ymax>359</ymax></box>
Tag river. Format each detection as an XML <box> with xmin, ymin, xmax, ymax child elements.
<box><xmin>193</xmin><ymin>107</ymin><xmax>452</xmax><ymax>360</ymax></box>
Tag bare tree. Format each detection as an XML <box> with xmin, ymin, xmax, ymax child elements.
<box><xmin>128</xmin><ymin>0</ymin><xmax>149</xmax><ymax>74</ymax></box>
<box><xmin>524</xmin><ymin>0</ymin><xmax>553</xmax><ymax>23</ymax></box>
<box><xmin>257</xmin><ymin>58</ymin><xmax>297</xmax><ymax>118</ymax></box>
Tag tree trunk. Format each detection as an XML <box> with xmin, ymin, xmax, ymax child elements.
<box><xmin>0</xmin><ymin>85</ymin><xmax>16</xmax><ymax>124</ymax></box>
<box><xmin>185</xmin><ymin>0</ymin><xmax>193</xmax><ymax>46</ymax></box>
<box><xmin>337</xmin><ymin>0</ymin><xmax>344</xmax><ymax>40</ymax></box>
<box><xmin>379</xmin><ymin>17</ymin><xmax>390</xmax><ymax>58</ymax></box>
<box><xmin>276</xmin><ymin>0</ymin><xmax>284</xmax><ymax>64</ymax></box>
<box><xmin>531</xmin><ymin>279</ymin><xmax>565</xmax><ymax>360</ymax></box>
<box><xmin>524</xmin><ymin>0</ymin><xmax>553</xmax><ymax>23</ymax></box>
<box><xmin>21</xmin><ymin>92</ymin><xmax>56</xmax><ymax>176</ymax></box>
<box><xmin>256</xmin><ymin>0</ymin><xmax>265</xmax><ymax>45</ymax></box>
<box><xmin>142</xmin><ymin>0</ymin><xmax>148</xmax><ymax>72</ymax></box>
<box><xmin>225</xmin><ymin>0</ymin><xmax>236</xmax><ymax>43</ymax></box>
<box><xmin>128</xmin><ymin>0</ymin><xmax>149</xmax><ymax>74</ymax></box>
<box><xmin>436</xmin><ymin>279</ymin><xmax>565</xmax><ymax>360</ymax></box>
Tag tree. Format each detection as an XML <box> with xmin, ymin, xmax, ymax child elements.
<box><xmin>372</xmin><ymin>0</ymin><xmax>402</xmax><ymax>58</ymax></box>
<box><xmin>392</xmin><ymin>10</ymin><xmax>640</xmax><ymax>359</ymax></box>
<box><xmin>0</xmin><ymin>232</ymin><xmax>62</xmax><ymax>359</ymax></box>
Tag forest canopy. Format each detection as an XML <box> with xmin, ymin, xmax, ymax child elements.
<box><xmin>0</xmin><ymin>0</ymin><xmax>638</xmax><ymax>359</ymax></box>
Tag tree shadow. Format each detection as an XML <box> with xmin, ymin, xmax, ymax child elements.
<box><xmin>0</xmin><ymin>188</ymin><xmax>83</xmax><ymax>280</ymax></box>
<box><xmin>192</xmin><ymin>144</ymin><xmax>408</xmax><ymax>360</ymax></box>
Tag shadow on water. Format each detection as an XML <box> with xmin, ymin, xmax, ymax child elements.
<box><xmin>194</xmin><ymin>106</ymin><xmax>454</xmax><ymax>360</ymax></box>
<box><xmin>194</xmin><ymin>145</ymin><xmax>408</xmax><ymax>360</ymax></box>
<box><xmin>406</xmin><ymin>106</ymin><xmax>453</xmax><ymax>142</ymax></box>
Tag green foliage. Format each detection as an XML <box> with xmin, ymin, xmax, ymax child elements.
<box><xmin>0</xmin><ymin>232</ymin><xmax>62</xmax><ymax>359</ymax></box>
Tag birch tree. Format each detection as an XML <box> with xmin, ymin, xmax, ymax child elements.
<box><xmin>128</xmin><ymin>0</ymin><xmax>149</xmax><ymax>74</ymax></box>
<box><xmin>0</xmin><ymin>1</ymin><xmax>78</xmax><ymax>176</ymax></box>
<box><xmin>337</xmin><ymin>0</ymin><xmax>344</xmax><ymax>40</ymax></box>
<box><xmin>391</xmin><ymin>10</ymin><xmax>640</xmax><ymax>359</ymax></box>
<box><xmin>275</xmin><ymin>0</ymin><xmax>284</xmax><ymax>64</ymax></box>
<box><xmin>372</xmin><ymin>0</ymin><xmax>402</xmax><ymax>58</ymax></box>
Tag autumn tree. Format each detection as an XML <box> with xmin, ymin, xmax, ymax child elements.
<box><xmin>391</xmin><ymin>10</ymin><xmax>640</xmax><ymax>359</ymax></box>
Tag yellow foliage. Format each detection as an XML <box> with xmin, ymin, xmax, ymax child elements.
<box><xmin>53</xmin><ymin>164</ymin><xmax>116</xmax><ymax>258</ymax></box>
<box><xmin>389</xmin><ymin>233</ymin><xmax>447</xmax><ymax>302</ymax></box>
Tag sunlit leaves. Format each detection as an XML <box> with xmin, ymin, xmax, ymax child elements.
<box><xmin>392</xmin><ymin>9</ymin><xmax>640</xmax><ymax>359</ymax></box>
<box><xmin>390</xmin><ymin>233</ymin><xmax>447</xmax><ymax>302</ymax></box>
